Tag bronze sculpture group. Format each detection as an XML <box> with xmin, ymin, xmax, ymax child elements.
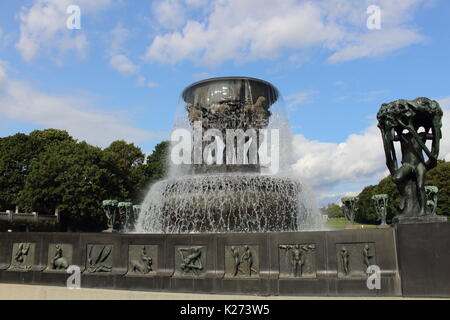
<box><xmin>377</xmin><ymin>97</ymin><xmax>445</xmax><ymax>223</ymax></box>
<box><xmin>102</xmin><ymin>200</ymin><xmax>141</xmax><ymax>233</ymax></box>
<box><xmin>372</xmin><ymin>194</ymin><xmax>388</xmax><ymax>226</ymax></box>
<box><xmin>341</xmin><ymin>197</ymin><xmax>359</xmax><ymax>225</ymax></box>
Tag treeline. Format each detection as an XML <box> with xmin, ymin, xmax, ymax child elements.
<box><xmin>0</xmin><ymin>129</ymin><xmax>169</xmax><ymax>231</ymax></box>
<box><xmin>321</xmin><ymin>160</ymin><xmax>450</xmax><ymax>224</ymax></box>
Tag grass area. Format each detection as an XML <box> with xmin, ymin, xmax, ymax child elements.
<box><xmin>325</xmin><ymin>218</ymin><xmax>378</xmax><ymax>230</ymax></box>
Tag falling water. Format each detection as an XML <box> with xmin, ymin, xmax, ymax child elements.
<box><xmin>135</xmin><ymin>77</ymin><xmax>322</xmax><ymax>233</ymax></box>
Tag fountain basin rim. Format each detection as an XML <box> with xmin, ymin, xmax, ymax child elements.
<box><xmin>181</xmin><ymin>76</ymin><xmax>280</xmax><ymax>103</ymax></box>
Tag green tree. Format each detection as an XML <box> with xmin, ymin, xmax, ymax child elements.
<box><xmin>133</xmin><ymin>141</ymin><xmax>170</xmax><ymax>199</ymax></box>
<box><xmin>426</xmin><ymin>160</ymin><xmax>450</xmax><ymax>217</ymax></box>
<box><xmin>320</xmin><ymin>203</ymin><xmax>342</xmax><ymax>218</ymax></box>
<box><xmin>0</xmin><ymin>130</ymin><xmax>171</xmax><ymax>230</ymax></box>
<box><xmin>356</xmin><ymin>177</ymin><xmax>400</xmax><ymax>225</ymax></box>
<box><xmin>0</xmin><ymin>133</ymin><xmax>35</xmax><ymax>211</ymax></box>
<box><xmin>104</xmin><ymin>140</ymin><xmax>146</xmax><ymax>202</ymax></box>
<box><xmin>145</xmin><ymin>141</ymin><xmax>169</xmax><ymax>182</ymax></box>
<box><xmin>0</xmin><ymin>129</ymin><xmax>73</xmax><ymax>211</ymax></box>
<box><xmin>29</xmin><ymin>129</ymin><xmax>73</xmax><ymax>147</ymax></box>
<box><xmin>17</xmin><ymin>140</ymin><xmax>120</xmax><ymax>231</ymax></box>
<box><xmin>356</xmin><ymin>160</ymin><xmax>449</xmax><ymax>223</ymax></box>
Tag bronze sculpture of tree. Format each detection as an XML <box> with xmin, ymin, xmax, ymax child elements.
<box><xmin>377</xmin><ymin>97</ymin><xmax>445</xmax><ymax>223</ymax></box>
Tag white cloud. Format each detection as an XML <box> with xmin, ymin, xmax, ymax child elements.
<box><xmin>152</xmin><ymin>0</ymin><xmax>187</xmax><ymax>30</ymax></box>
<box><xmin>439</xmin><ymin>96</ymin><xmax>450</xmax><ymax>109</ymax></box>
<box><xmin>107</xmin><ymin>23</ymin><xmax>160</xmax><ymax>88</ymax></box>
<box><xmin>328</xmin><ymin>27</ymin><xmax>424</xmax><ymax>63</ymax></box>
<box><xmin>151</xmin><ymin>0</ymin><xmax>212</xmax><ymax>30</ymax></box>
<box><xmin>291</xmin><ymin>124</ymin><xmax>386</xmax><ymax>191</ymax></box>
<box><xmin>109</xmin><ymin>22</ymin><xmax>130</xmax><ymax>54</ymax></box>
<box><xmin>318</xmin><ymin>191</ymin><xmax>361</xmax><ymax>206</ymax></box>
<box><xmin>144</xmin><ymin>0</ymin><xmax>426</xmax><ymax>66</ymax></box>
<box><xmin>192</xmin><ymin>72</ymin><xmax>215</xmax><ymax>80</ymax></box>
<box><xmin>185</xmin><ymin>0</ymin><xmax>211</xmax><ymax>7</ymax></box>
<box><xmin>136</xmin><ymin>76</ymin><xmax>146</xmax><ymax>87</ymax></box>
<box><xmin>109</xmin><ymin>54</ymin><xmax>139</xmax><ymax>74</ymax></box>
<box><xmin>0</xmin><ymin>61</ymin><xmax>7</xmax><ymax>79</ymax></box>
<box><xmin>107</xmin><ymin>24</ymin><xmax>159</xmax><ymax>86</ymax></box>
<box><xmin>286</xmin><ymin>90</ymin><xmax>319</xmax><ymax>110</ymax></box>
<box><xmin>108</xmin><ymin>23</ymin><xmax>139</xmax><ymax>75</ymax></box>
<box><xmin>0</xmin><ymin>61</ymin><xmax>157</xmax><ymax>147</ymax></box>
<box><xmin>289</xmin><ymin>94</ymin><xmax>450</xmax><ymax>201</ymax></box>
<box><xmin>15</xmin><ymin>0</ymin><xmax>112</xmax><ymax>62</ymax></box>
<box><xmin>438</xmin><ymin>96</ymin><xmax>450</xmax><ymax>161</ymax></box>
<box><xmin>136</xmin><ymin>76</ymin><xmax>158</xmax><ymax>88</ymax></box>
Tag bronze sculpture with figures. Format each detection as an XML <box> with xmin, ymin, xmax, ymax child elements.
<box><xmin>377</xmin><ymin>97</ymin><xmax>446</xmax><ymax>224</ymax></box>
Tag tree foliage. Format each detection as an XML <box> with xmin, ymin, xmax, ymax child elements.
<box><xmin>17</xmin><ymin>140</ymin><xmax>118</xmax><ymax>231</ymax></box>
<box><xmin>0</xmin><ymin>129</ymin><xmax>169</xmax><ymax>231</ymax></box>
<box><xmin>320</xmin><ymin>203</ymin><xmax>342</xmax><ymax>218</ymax></box>
<box><xmin>104</xmin><ymin>140</ymin><xmax>146</xmax><ymax>202</ymax></box>
<box><xmin>145</xmin><ymin>141</ymin><xmax>169</xmax><ymax>184</ymax></box>
<box><xmin>0</xmin><ymin>130</ymin><xmax>74</xmax><ymax>211</ymax></box>
<box><xmin>356</xmin><ymin>160</ymin><xmax>449</xmax><ymax>224</ymax></box>
<box><xmin>425</xmin><ymin>160</ymin><xmax>450</xmax><ymax>217</ymax></box>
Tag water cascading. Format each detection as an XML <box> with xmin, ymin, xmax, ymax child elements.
<box><xmin>135</xmin><ymin>77</ymin><xmax>317</xmax><ymax>233</ymax></box>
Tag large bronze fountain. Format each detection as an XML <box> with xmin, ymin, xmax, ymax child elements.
<box><xmin>136</xmin><ymin>77</ymin><xmax>304</xmax><ymax>233</ymax></box>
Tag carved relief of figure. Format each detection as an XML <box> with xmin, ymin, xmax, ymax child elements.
<box><xmin>290</xmin><ymin>245</ymin><xmax>304</xmax><ymax>277</ymax></box>
<box><xmin>131</xmin><ymin>246</ymin><xmax>153</xmax><ymax>274</ymax></box>
<box><xmin>241</xmin><ymin>245</ymin><xmax>257</xmax><ymax>276</ymax></box>
<box><xmin>87</xmin><ymin>245</ymin><xmax>113</xmax><ymax>273</ymax></box>
<box><xmin>14</xmin><ymin>243</ymin><xmax>30</xmax><ymax>267</ymax></box>
<box><xmin>230</xmin><ymin>246</ymin><xmax>241</xmax><ymax>277</ymax></box>
<box><xmin>280</xmin><ymin>244</ymin><xmax>316</xmax><ymax>277</ymax></box>
<box><xmin>340</xmin><ymin>247</ymin><xmax>350</xmax><ymax>276</ymax></box>
<box><xmin>228</xmin><ymin>245</ymin><xmax>258</xmax><ymax>277</ymax></box>
<box><xmin>363</xmin><ymin>244</ymin><xmax>373</xmax><ymax>270</ymax></box>
<box><xmin>52</xmin><ymin>244</ymin><xmax>69</xmax><ymax>270</ymax></box>
<box><xmin>178</xmin><ymin>247</ymin><xmax>203</xmax><ymax>276</ymax></box>
<box><xmin>279</xmin><ymin>245</ymin><xmax>301</xmax><ymax>277</ymax></box>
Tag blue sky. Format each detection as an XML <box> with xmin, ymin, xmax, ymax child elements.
<box><xmin>1</xmin><ymin>0</ymin><xmax>450</xmax><ymax>205</ymax></box>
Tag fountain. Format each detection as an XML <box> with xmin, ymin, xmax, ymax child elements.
<box><xmin>136</xmin><ymin>77</ymin><xmax>313</xmax><ymax>233</ymax></box>
<box><xmin>0</xmin><ymin>80</ymin><xmax>447</xmax><ymax>298</ymax></box>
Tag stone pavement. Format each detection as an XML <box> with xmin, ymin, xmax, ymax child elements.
<box><xmin>0</xmin><ymin>284</ymin><xmax>444</xmax><ymax>300</ymax></box>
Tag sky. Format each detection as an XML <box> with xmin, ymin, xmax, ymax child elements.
<box><xmin>0</xmin><ymin>0</ymin><xmax>449</xmax><ymax>205</ymax></box>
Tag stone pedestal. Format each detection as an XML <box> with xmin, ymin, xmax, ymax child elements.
<box><xmin>0</xmin><ymin>229</ymin><xmax>403</xmax><ymax>297</ymax></box>
<box><xmin>396</xmin><ymin>222</ymin><xmax>450</xmax><ymax>297</ymax></box>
